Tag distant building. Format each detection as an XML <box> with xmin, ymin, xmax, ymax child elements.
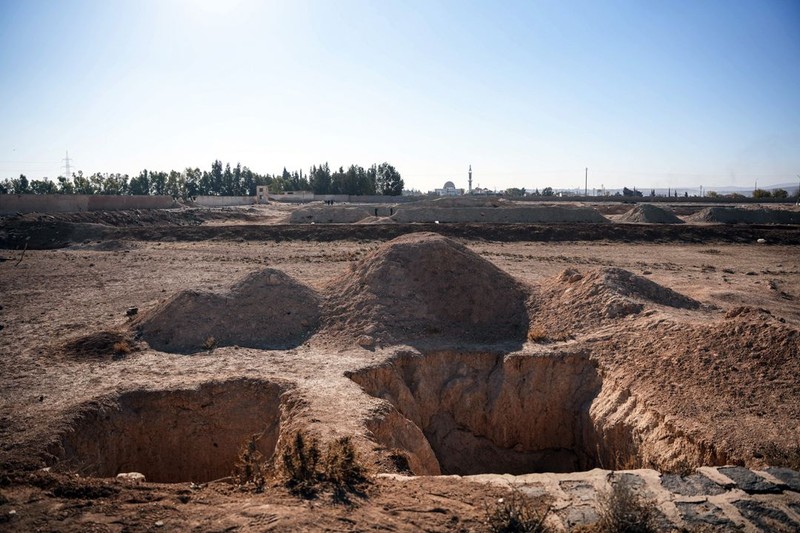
<box><xmin>435</xmin><ymin>181</ymin><xmax>464</xmax><ymax>196</ymax></box>
<box><xmin>256</xmin><ymin>185</ymin><xmax>269</xmax><ymax>204</ymax></box>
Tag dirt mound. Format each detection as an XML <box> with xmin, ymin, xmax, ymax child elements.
<box><xmin>416</xmin><ymin>196</ymin><xmax>513</xmax><ymax>208</ymax></box>
<box><xmin>391</xmin><ymin>205</ymin><xmax>608</xmax><ymax>223</ymax></box>
<box><xmin>58</xmin><ymin>330</ymin><xmax>137</xmax><ymax>361</ymax></box>
<box><xmin>289</xmin><ymin>206</ymin><xmax>373</xmax><ymax>224</ymax></box>
<box><xmin>324</xmin><ymin>233</ymin><xmax>529</xmax><ymax>345</ymax></box>
<box><xmin>688</xmin><ymin>207</ymin><xmax>800</xmax><ymax>225</ymax></box>
<box><xmin>619</xmin><ymin>204</ymin><xmax>684</xmax><ymax>224</ymax></box>
<box><xmin>593</xmin><ymin>313</ymin><xmax>800</xmax><ymax>466</ymax></box>
<box><xmin>530</xmin><ymin>267</ymin><xmax>700</xmax><ymax>336</ymax></box>
<box><xmin>137</xmin><ymin>268</ymin><xmax>320</xmax><ymax>353</ymax></box>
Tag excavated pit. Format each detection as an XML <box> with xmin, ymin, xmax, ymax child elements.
<box><xmin>352</xmin><ymin>350</ymin><xmax>660</xmax><ymax>476</ymax></box>
<box><xmin>52</xmin><ymin>379</ymin><xmax>286</xmax><ymax>483</ymax></box>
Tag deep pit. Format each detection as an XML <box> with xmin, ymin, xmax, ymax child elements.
<box><xmin>52</xmin><ymin>379</ymin><xmax>286</xmax><ymax>483</ymax></box>
<box><xmin>351</xmin><ymin>350</ymin><xmax>702</xmax><ymax>476</ymax></box>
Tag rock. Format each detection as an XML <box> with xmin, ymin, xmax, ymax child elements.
<box><xmin>661</xmin><ymin>473</ymin><xmax>726</xmax><ymax>496</ymax></box>
<box><xmin>116</xmin><ymin>472</ymin><xmax>146</xmax><ymax>483</ymax></box>
<box><xmin>126</xmin><ymin>307</ymin><xmax>138</xmax><ymax>317</ymax></box>
<box><xmin>357</xmin><ymin>335</ymin><xmax>374</xmax><ymax>348</ymax></box>
<box><xmin>757</xmin><ymin>238</ymin><xmax>766</xmax><ymax>244</ymax></box>
<box><xmin>765</xmin><ymin>467</ymin><xmax>800</xmax><ymax>492</ymax></box>
<box><xmin>717</xmin><ymin>466</ymin><xmax>780</xmax><ymax>494</ymax></box>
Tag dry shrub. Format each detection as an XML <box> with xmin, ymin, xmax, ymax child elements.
<box><xmin>112</xmin><ymin>340</ymin><xmax>131</xmax><ymax>355</ymax></box>
<box><xmin>280</xmin><ymin>431</ymin><xmax>321</xmax><ymax>497</ymax></box>
<box><xmin>278</xmin><ymin>431</ymin><xmax>369</xmax><ymax>502</ymax></box>
<box><xmin>61</xmin><ymin>330</ymin><xmax>135</xmax><ymax>360</ymax></box>
<box><xmin>527</xmin><ymin>326</ymin><xmax>573</xmax><ymax>343</ymax></box>
<box><xmin>583</xmin><ymin>475</ymin><xmax>657</xmax><ymax>533</ymax></box>
<box><xmin>484</xmin><ymin>487</ymin><xmax>551</xmax><ymax>533</ymax></box>
<box><xmin>527</xmin><ymin>326</ymin><xmax>547</xmax><ymax>342</ymax></box>
<box><xmin>202</xmin><ymin>336</ymin><xmax>217</xmax><ymax>351</ymax></box>
<box><xmin>232</xmin><ymin>435</ymin><xmax>267</xmax><ymax>492</ymax></box>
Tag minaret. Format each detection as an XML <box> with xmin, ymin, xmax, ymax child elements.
<box><xmin>468</xmin><ymin>165</ymin><xmax>473</xmax><ymax>193</ymax></box>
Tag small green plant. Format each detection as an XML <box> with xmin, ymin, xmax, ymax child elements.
<box><xmin>233</xmin><ymin>435</ymin><xmax>267</xmax><ymax>492</ymax></box>
<box><xmin>202</xmin><ymin>336</ymin><xmax>217</xmax><ymax>351</ymax></box>
<box><xmin>590</xmin><ymin>474</ymin><xmax>657</xmax><ymax>533</ymax></box>
<box><xmin>484</xmin><ymin>487</ymin><xmax>551</xmax><ymax>533</ymax></box>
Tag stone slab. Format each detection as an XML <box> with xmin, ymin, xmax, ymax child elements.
<box><xmin>718</xmin><ymin>467</ymin><xmax>781</xmax><ymax>494</ymax></box>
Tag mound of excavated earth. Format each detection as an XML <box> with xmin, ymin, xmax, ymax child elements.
<box><xmin>137</xmin><ymin>268</ymin><xmax>320</xmax><ymax>353</ymax></box>
<box><xmin>618</xmin><ymin>203</ymin><xmax>684</xmax><ymax>224</ymax></box>
<box><xmin>688</xmin><ymin>206</ymin><xmax>800</xmax><ymax>224</ymax></box>
<box><xmin>289</xmin><ymin>205</ymin><xmax>378</xmax><ymax>224</ymax></box>
<box><xmin>391</xmin><ymin>204</ymin><xmax>608</xmax><ymax>223</ymax></box>
<box><xmin>324</xmin><ymin>232</ymin><xmax>529</xmax><ymax>345</ymax></box>
<box><xmin>530</xmin><ymin>267</ymin><xmax>700</xmax><ymax>336</ymax></box>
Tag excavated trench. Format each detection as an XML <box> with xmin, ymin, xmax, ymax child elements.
<box><xmin>351</xmin><ymin>350</ymin><xmax>705</xmax><ymax>476</ymax></box>
<box><xmin>52</xmin><ymin>379</ymin><xmax>286</xmax><ymax>483</ymax></box>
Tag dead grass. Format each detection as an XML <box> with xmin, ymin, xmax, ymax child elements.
<box><xmin>579</xmin><ymin>474</ymin><xmax>657</xmax><ymax>533</ymax></box>
<box><xmin>527</xmin><ymin>326</ymin><xmax>573</xmax><ymax>343</ymax></box>
<box><xmin>60</xmin><ymin>330</ymin><xmax>135</xmax><ymax>360</ymax></box>
<box><xmin>232</xmin><ymin>435</ymin><xmax>267</xmax><ymax>492</ymax></box>
<box><xmin>484</xmin><ymin>487</ymin><xmax>551</xmax><ymax>533</ymax></box>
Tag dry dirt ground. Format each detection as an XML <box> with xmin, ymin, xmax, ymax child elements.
<box><xmin>0</xmin><ymin>201</ymin><xmax>799</xmax><ymax>531</ymax></box>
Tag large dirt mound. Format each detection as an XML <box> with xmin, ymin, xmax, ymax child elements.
<box><xmin>688</xmin><ymin>206</ymin><xmax>800</xmax><ymax>225</ymax></box>
<box><xmin>391</xmin><ymin>205</ymin><xmax>608</xmax><ymax>223</ymax></box>
<box><xmin>414</xmin><ymin>196</ymin><xmax>513</xmax><ymax>208</ymax></box>
<box><xmin>594</xmin><ymin>312</ymin><xmax>800</xmax><ymax>463</ymax></box>
<box><xmin>530</xmin><ymin>267</ymin><xmax>700</xmax><ymax>336</ymax></box>
<box><xmin>289</xmin><ymin>206</ymin><xmax>374</xmax><ymax>224</ymax></box>
<box><xmin>619</xmin><ymin>204</ymin><xmax>684</xmax><ymax>224</ymax></box>
<box><xmin>137</xmin><ymin>268</ymin><xmax>320</xmax><ymax>353</ymax></box>
<box><xmin>324</xmin><ymin>232</ymin><xmax>529</xmax><ymax>345</ymax></box>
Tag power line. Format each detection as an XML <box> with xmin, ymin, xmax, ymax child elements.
<box><xmin>62</xmin><ymin>151</ymin><xmax>73</xmax><ymax>179</ymax></box>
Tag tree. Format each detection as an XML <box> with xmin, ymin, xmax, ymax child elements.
<box><xmin>376</xmin><ymin>162</ymin><xmax>403</xmax><ymax>195</ymax></box>
<box><xmin>57</xmin><ymin>176</ymin><xmax>74</xmax><ymax>194</ymax></box>
<box><xmin>310</xmin><ymin>163</ymin><xmax>332</xmax><ymax>195</ymax></box>
<box><xmin>542</xmin><ymin>187</ymin><xmax>554</xmax><ymax>196</ymax></box>
<box><xmin>184</xmin><ymin>167</ymin><xmax>202</xmax><ymax>198</ymax></box>
<box><xmin>129</xmin><ymin>170</ymin><xmax>150</xmax><ymax>195</ymax></box>
<box><xmin>210</xmin><ymin>160</ymin><xmax>224</xmax><ymax>195</ymax></box>
<box><xmin>29</xmin><ymin>178</ymin><xmax>57</xmax><ymax>194</ymax></box>
<box><xmin>752</xmin><ymin>188</ymin><xmax>772</xmax><ymax>199</ymax></box>
<box><xmin>505</xmin><ymin>187</ymin><xmax>526</xmax><ymax>197</ymax></box>
<box><xmin>772</xmin><ymin>188</ymin><xmax>788</xmax><ymax>199</ymax></box>
<box><xmin>10</xmin><ymin>174</ymin><xmax>29</xmax><ymax>194</ymax></box>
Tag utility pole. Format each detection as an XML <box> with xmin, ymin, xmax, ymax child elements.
<box><xmin>62</xmin><ymin>151</ymin><xmax>72</xmax><ymax>180</ymax></box>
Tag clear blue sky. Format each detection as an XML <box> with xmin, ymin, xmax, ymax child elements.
<box><xmin>1</xmin><ymin>0</ymin><xmax>799</xmax><ymax>192</ymax></box>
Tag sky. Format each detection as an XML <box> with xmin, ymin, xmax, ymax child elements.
<box><xmin>1</xmin><ymin>0</ymin><xmax>799</xmax><ymax>193</ymax></box>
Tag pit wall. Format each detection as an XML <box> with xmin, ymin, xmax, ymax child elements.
<box><xmin>0</xmin><ymin>194</ymin><xmax>175</xmax><ymax>215</ymax></box>
<box><xmin>50</xmin><ymin>379</ymin><xmax>290</xmax><ymax>483</ymax></box>
<box><xmin>352</xmin><ymin>350</ymin><xmax>723</xmax><ymax>477</ymax></box>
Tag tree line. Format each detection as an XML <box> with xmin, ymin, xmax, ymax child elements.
<box><xmin>0</xmin><ymin>160</ymin><xmax>404</xmax><ymax>198</ymax></box>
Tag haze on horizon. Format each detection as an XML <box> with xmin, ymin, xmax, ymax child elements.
<box><xmin>1</xmin><ymin>0</ymin><xmax>798</xmax><ymax>194</ymax></box>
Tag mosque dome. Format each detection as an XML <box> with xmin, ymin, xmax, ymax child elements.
<box><xmin>444</xmin><ymin>181</ymin><xmax>456</xmax><ymax>189</ymax></box>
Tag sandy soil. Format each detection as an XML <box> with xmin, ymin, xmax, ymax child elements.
<box><xmin>0</xmin><ymin>204</ymin><xmax>799</xmax><ymax>531</ymax></box>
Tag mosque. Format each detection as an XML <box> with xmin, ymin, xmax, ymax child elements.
<box><xmin>434</xmin><ymin>165</ymin><xmax>472</xmax><ymax>196</ymax></box>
